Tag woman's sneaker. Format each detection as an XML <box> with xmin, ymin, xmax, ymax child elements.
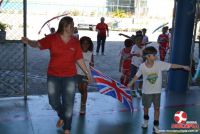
<box><xmin>80</xmin><ymin>104</ymin><xmax>86</xmax><ymax>115</ymax></box>
<box><xmin>153</xmin><ymin>125</ymin><xmax>160</xmax><ymax>133</ymax></box>
<box><xmin>141</xmin><ymin>120</ymin><xmax>148</xmax><ymax>128</ymax></box>
<box><xmin>56</xmin><ymin>119</ymin><xmax>64</xmax><ymax>128</ymax></box>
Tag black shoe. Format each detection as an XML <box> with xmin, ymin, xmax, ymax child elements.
<box><xmin>137</xmin><ymin>89</ymin><xmax>142</xmax><ymax>96</ymax></box>
<box><xmin>131</xmin><ymin>91</ymin><xmax>137</xmax><ymax>97</ymax></box>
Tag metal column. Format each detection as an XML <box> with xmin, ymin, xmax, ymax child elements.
<box><xmin>168</xmin><ymin>0</ymin><xmax>196</xmax><ymax>92</ymax></box>
<box><xmin>23</xmin><ymin>0</ymin><xmax>27</xmax><ymax>100</ymax></box>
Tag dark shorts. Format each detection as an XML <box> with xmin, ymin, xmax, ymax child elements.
<box><xmin>142</xmin><ymin>93</ymin><xmax>161</xmax><ymax>108</ymax></box>
<box><xmin>130</xmin><ymin>64</ymin><xmax>142</xmax><ymax>83</ymax></box>
<box><xmin>130</xmin><ymin>64</ymin><xmax>138</xmax><ymax>81</ymax></box>
<box><xmin>76</xmin><ymin>75</ymin><xmax>88</xmax><ymax>84</ymax></box>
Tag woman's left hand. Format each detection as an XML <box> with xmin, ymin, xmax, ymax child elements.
<box><xmin>89</xmin><ymin>62</ymin><xmax>94</xmax><ymax>67</ymax></box>
<box><xmin>86</xmin><ymin>74</ymin><xmax>92</xmax><ymax>84</ymax></box>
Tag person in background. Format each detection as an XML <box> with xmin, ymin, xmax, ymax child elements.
<box><xmin>128</xmin><ymin>46</ymin><xmax>190</xmax><ymax>134</ymax></box>
<box><xmin>142</xmin><ymin>28</ymin><xmax>149</xmax><ymax>45</ymax></box>
<box><xmin>157</xmin><ymin>26</ymin><xmax>169</xmax><ymax>61</ymax></box>
<box><xmin>21</xmin><ymin>16</ymin><xmax>91</xmax><ymax>134</ymax></box>
<box><xmin>130</xmin><ymin>35</ymin><xmax>144</xmax><ymax>97</ymax></box>
<box><xmin>50</xmin><ymin>27</ymin><xmax>56</xmax><ymax>34</ymax></box>
<box><xmin>119</xmin><ymin>39</ymin><xmax>133</xmax><ymax>86</ymax></box>
<box><xmin>73</xmin><ymin>27</ymin><xmax>79</xmax><ymax>39</ymax></box>
<box><xmin>96</xmin><ymin>17</ymin><xmax>109</xmax><ymax>55</ymax></box>
<box><xmin>168</xmin><ymin>28</ymin><xmax>172</xmax><ymax>48</ymax></box>
<box><xmin>136</xmin><ymin>30</ymin><xmax>143</xmax><ymax>36</ymax></box>
<box><xmin>76</xmin><ymin>36</ymin><xmax>94</xmax><ymax>115</ymax></box>
<box><xmin>168</xmin><ymin>28</ymin><xmax>172</xmax><ymax>39</ymax></box>
<box><xmin>44</xmin><ymin>27</ymin><xmax>55</xmax><ymax>36</ymax></box>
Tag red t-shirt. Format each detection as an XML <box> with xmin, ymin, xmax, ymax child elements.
<box><xmin>121</xmin><ymin>48</ymin><xmax>132</xmax><ymax>73</ymax></box>
<box><xmin>96</xmin><ymin>23</ymin><xmax>108</xmax><ymax>37</ymax></box>
<box><xmin>157</xmin><ymin>34</ymin><xmax>169</xmax><ymax>49</ymax></box>
<box><xmin>38</xmin><ymin>33</ymin><xmax>83</xmax><ymax>77</ymax></box>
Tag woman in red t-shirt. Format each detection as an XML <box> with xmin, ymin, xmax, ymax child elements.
<box><xmin>21</xmin><ymin>16</ymin><xmax>91</xmax><ymax>134</ymax></box>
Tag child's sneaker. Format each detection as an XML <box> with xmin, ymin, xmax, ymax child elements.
<box><xmin>137</xmin><ymin>89</ymin><xmax>142</xmax><ymax>96</ymax></box>
<box><xmin>153</xmin><ymin>125</ymin><xmax>160</xmax><ymax>133</ymax></box>
<box><xmin>141</xmin><ymin>120</ymin><xmax>148</xmax><ymax>128</ymax></box>
<box><xmin>131</xmin><ymin>91</ymin><xmax>137</xmax><ymax>97</ymax></box>
<box><xmin>80</xmin><ymin>104</ymin><xmax>86</xmax><ymax>115</ymax></box>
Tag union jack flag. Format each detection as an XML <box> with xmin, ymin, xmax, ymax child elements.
<box><xmin>90</xmin><ymin>67</ymin><xmax>133</xmax><ymax>112</ymax></box>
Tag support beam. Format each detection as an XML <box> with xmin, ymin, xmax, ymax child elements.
<box><xmin>168</xmin><ymin>0</ymin><xmax>196</xmax><ymax>92</ymax></box>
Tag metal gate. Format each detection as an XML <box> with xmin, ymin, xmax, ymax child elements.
<box><xmin>0</xmin><ymin>0</ymin><xmax>24</xmax><ymax>97</ymax></box>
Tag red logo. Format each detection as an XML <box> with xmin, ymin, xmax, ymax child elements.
<box><xmin>174</xmin><ymin>111</ymin><xmax>187</xmax><ymax>124</ymax></box>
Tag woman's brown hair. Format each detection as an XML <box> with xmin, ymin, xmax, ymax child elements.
<box><xmin>57</xmin><ymin>16</ymin><xmax>73</xmax><ymax>34</ymax></box>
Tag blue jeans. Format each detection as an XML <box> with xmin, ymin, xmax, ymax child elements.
<box><xmin>47</xmin><ymin>75</ymin><xmax>76</xmax><ymax>130</ymax></box>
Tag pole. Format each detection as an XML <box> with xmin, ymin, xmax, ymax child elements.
<box><xmin>168</xmin><ymin>0</ymin><xmax>196</xmax><ymax>92</ymax></box>
<box><xmin>117</xmin><ymin>0</ymin><xmax>119</xmax><ymax>11</ymax></box>
<box><xmin>23</xmin><ymin>0</ymin><xmax>27</xmax><ymax>100</ymax></box>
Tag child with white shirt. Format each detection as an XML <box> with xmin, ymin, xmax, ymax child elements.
<box><xmin>130</xmin><ymin>35</ymin><xmax>144</xmax><ymax>97</ymax></box>
<box><xmin>128</xmin><ymin>46</ymin><xmax>190</xmax><ymax>134</ymax></box>
<box><xmin>142</xmin><ymin>28</ymin><xmax>149</xmax><ymax>45</ymax></box>
<box><xmin>76</xmin><ymin>36</ymin><xmax>94</xmax><ymax>115</ymax></box>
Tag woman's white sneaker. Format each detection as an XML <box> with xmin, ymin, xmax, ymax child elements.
<box><xmin>141</xmin><ymin>120</ymin><xmax>148</xmax><ymax>128</ymax></box>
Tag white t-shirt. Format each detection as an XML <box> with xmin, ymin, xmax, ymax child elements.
<box><xmin>142</xmin><ymin>35</ymin><xmax>149</xmax><ymax>44</ymax></box>
<box><xmin>76</xmin><ymin>51</ymin><xmax>92</xmax><ymax>76</ymax></box>
<box><xmin>136</xmin><ymin>61</ymin><xmax>171</xmax><ymax>94</ymax></box>
<box><xmin>131</xmin><ymin>45</ymin><xmax>144</xmax><ymax>67</ymax></box>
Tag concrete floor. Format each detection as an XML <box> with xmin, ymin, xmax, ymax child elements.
<box><xmin>0</xmin><ymin>89</ymin><xmax>200</xmax><ymax>134</ymax></box>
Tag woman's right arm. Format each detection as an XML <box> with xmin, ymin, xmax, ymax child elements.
<box><xmin>21</xmin><ymin>37</ymin><xmax>40</xmax><ymax>48</ymax></box>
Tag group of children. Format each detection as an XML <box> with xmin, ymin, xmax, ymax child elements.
<box><xmin>119</xmin><ymin>28</ymin><xmax>149</xmax><ymax>97</ymax></box>
<box><xmin>43</xmin><ymin>24</ymin><xmax>191</xmax><ymax>134</ymax></box>
<box><xmin>119</xmin><ymin>28</ymin><xmax>190</xmax><ymax>133</ymax></box>
<box><xmin>73</xmin><ymin>24</ymin><xmax>191</xmax><ymax>133</ymax></box>
<box><xmin>119</xmin><ymin>27</ymin><xmax>172</xmax><ymax>95</ymax></box>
